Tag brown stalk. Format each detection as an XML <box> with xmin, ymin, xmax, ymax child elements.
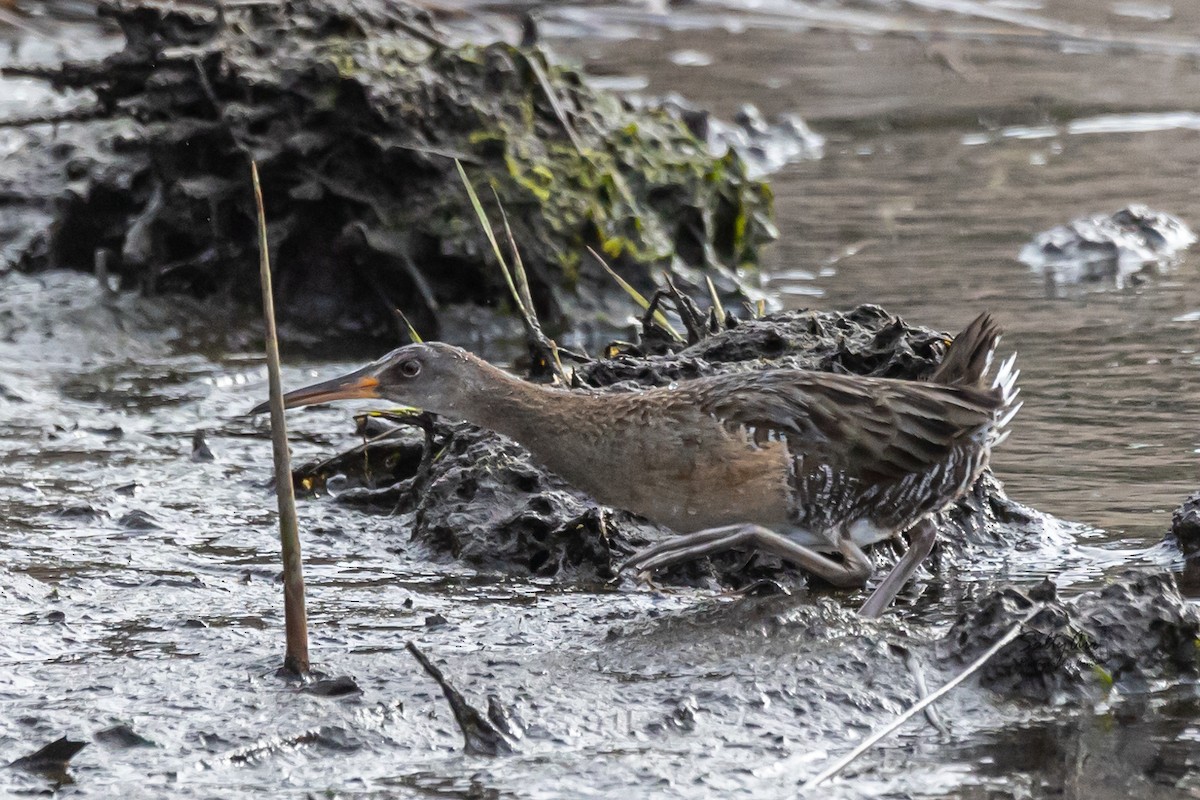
<box><xmin>251</xmin><ymin>161</ymin><xmax>310</xmax><ymax>676</ymax></box>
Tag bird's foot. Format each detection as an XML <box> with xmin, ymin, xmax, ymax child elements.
<box><xmin>633</xmin><ymin>570</ymin><xmax>676</xmax><ymax>594</ymax></box>
<box><xmin>718</xmin><ymin>578</ymin><xmax>792</xmax><ymax>599</ymax></box>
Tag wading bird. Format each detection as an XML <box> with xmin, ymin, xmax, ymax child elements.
<box><xmin>255</xmin><ymin>313</ymin><xmax>1019</xmax><ymax>616</ymax></box>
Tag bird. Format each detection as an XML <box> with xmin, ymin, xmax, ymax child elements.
<box><xmin>254</xmin><ymin>312</ymin><xmax>1019</xmax><ymax>616</ymax></box>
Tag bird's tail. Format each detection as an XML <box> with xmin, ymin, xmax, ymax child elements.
<box><xmin>930</xmin><ymin>312</ymin><xmax>1001</xmax><ymax>387</ymax></box>
<box><xmin>931</xmin><ymin>312</ymin><xmax>1021</xmax><ymax>444</ymax></box>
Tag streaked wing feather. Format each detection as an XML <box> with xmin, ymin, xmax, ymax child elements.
<box><xmin>698</xmin><ymin>372</ymin><xmax>1002</xmax><ymax>481</ymax></box>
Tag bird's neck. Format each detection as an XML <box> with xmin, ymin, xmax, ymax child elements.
<box><xmin>454</xmin><ymin>366</ymin><xmax>584</xmax><ymax>447</ymax></box>
<box><xmin>444</xmin><ymin>359</ymin><xmax>618</xmax><ymax>499</ymax></box>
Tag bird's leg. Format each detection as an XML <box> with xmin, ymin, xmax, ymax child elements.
<box><xmin>621</xmin><ymin>524</ymin><xmax>873</xmax><ymax>589</ymax></box>
<box><xmin>858</xmin><ymin>518</ymin><xmax>938</xmax><ymax>618</ymax></box>
<box><xmin>619</xmin><ymin>524</ymin><xmax>747</xmax><ymax>573</ymax></box>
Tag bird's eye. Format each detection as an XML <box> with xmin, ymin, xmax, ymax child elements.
<box><xmin>399</xmin><ymin>360</ymin><xmax>421</xmax><ymax>378</ymax></box>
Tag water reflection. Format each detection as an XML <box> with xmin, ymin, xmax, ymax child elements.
<box><xmin>944</xmin><ymin>690</ymin><xmax>1200</xmax><ymax>798</ymax></box>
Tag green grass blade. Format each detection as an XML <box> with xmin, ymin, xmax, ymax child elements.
<box><xmin>704</xmin><ymin>275</ymin><xmax>726</xmax><ymax>328</ymax></box>
<box><xmin>586</xmin><ymin>247</ymin><xmax>681</xmax><ymax>341</ymax></box>
<box><xmin>394</xmin><ymin>307</ymin><xmax>423</xmax><ymax>344</ymax></box>
<box><xmin>491</xmin><ymin>187</ymin><xmax>537</xmax><ymax>317</ymax></box>
<box><xmin>455</xmin><ymin>160</ymin><xmax>527</xmax><ymax>319</ymax></box>
<box><xmin>456</xmin><ymin>161</ymin><xmax>568</xmax><ymax>383</ymax></box>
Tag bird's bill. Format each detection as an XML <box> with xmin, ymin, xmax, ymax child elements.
<box><xmin>248</xmin><ymin>364</ymin><xmax>381</xmax><ymax>415</ymax></box>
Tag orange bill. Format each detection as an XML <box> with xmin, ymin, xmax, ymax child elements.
<box><xmin>248</xmin><ymin>364</ymin><xmax>380</xmax><ymax>415</ymax></box>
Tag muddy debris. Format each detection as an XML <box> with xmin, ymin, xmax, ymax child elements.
<box><xmin>7</xmin><ymin>735</ymin><xmax>87</xmax><ymax>782</ymax></box>
<box><xmin>1170</xmin><ymin>490</ymin><xmax>1200</xmax><ymax>557</ymax></box>
<box><xmin>293</xmin><ymin>304</ymin><xmax>1045</xmax><ymax>591</ymax></box>
<box><xmin>300</xmin><ymin>675</ymin><xmax>363</xmax><ymax>698</ymax></box>
<box><xmin>638</xmin><ymin>94</ymin><xmax>825</xmax><ymax>179</ymax></box>
<box><xmin>94</xmin><ymin>724</ymin><xmax>155</xmax><ymax>749</ymax></box>
<box><xmin>50</xmin><ymin>502</ymin><xmax>106</xmax><ymax>521</ymax></box>
<box><xmin>1019</xmin><ymin>205</ymin><xmax>1195</xmax><ymax>288</ymax></box>
<box><xmin>190</xmin><ymin>430</ymin><xmax>215</xmax><ymax>462</ymax></box>
<box><xmin>221</xmin><ymin>726</ymin><xmax>360</xmax><ymax>765</ymax></box>
<box><xmin>405</xmin><ymin>641</ymin><xmax>516</xmax><ymax>756</ymax></box>
<box><xmin>942</xmin><ymin>571</ymin><xmax>1200</xmax><ymax>702</ymax></box>
<box><xmin>116</xmin><ymin>509</ymin><xmax>160</xmax><ymax>530</ymax></box>
<box><xmin>579</xmin><ymin>302</ymin><xmax>968</xmax><ymax>385</ymax></box>
<box><xmin>645</xmin><ymin>696</ymin><xmax>701</xmax><ymax>735</ymax></box>
<box><xmin>3</xmin><ymin>0</ymin><xmax>773</xmax><ymax>341</ymax></box>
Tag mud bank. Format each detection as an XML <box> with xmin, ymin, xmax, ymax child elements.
<box><xmin>943</xmin><ymin>572</ymin><xmax>1199</xmax><ymax>701</ymax></box>
<box><xmin>1</xmin><ymin>0</ymin><xmax>773</xmax><ymax>340</ymax></box>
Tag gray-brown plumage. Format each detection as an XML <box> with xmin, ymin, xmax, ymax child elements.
<box><xmin>255</xmin><ymin>312</ymin><xmax>1019</xmax><ymax>616</ymax></box>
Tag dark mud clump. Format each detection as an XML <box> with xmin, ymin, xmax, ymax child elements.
<box><xmin>4</xmin><ymin>0</ymin><xmax>773</xmax><ymax>340</ymax></box>
<box><xmin>1170</xmin><ymin>490</ymin><xmax>1200</xmax><ymax>557</ymax></box>
<box><xmin>295</xmin><ymin>305</ymin><xmax>1043</xmax><ymax>588</ymax></box>
<box><xmin>577</xmin><ymin>303</ymin><xmax>954</xmax><ymax>386</ymax></box>
<box><xmin>1019</xmin><ymin>205</ymin><xmax>1195</xmax><ymax>288</ymax></box>
<box><xmin>942</xmin><ymin>571</ymin><xmax>1200</xmax><ymax>701</ymax></box>
<box><xmin>1169</xmin><ymin>491</ymin><xmax>1200</xmax><ymax>594</ymax></box>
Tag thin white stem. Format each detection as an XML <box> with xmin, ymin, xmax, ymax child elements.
<box><xmin>800</xmin><ymin>605</ymin><xmax>1042</xmax><ymax>791</ymax></box>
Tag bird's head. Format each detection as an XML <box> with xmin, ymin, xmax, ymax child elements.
<box><xmin>250</xmin><ymin>342</ymin><xmax>502</xmax><ymax>418</ymax></box>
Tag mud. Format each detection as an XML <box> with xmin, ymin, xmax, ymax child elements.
<box><xmin>1169</xmin><ymin>491</ymin><xmax>1200</xmax><ymax>596</ymax></box>
<box><xmin>943</xmin><ymin>572</ymin><xmax>1200</xmax><ymax>702</ymax></box>
<box><xmin>294</xmin><ymin>305</ymin><xmax>1044</xmax><ymax>594</ymax></box>
<box><xmin>637</xmin><ymin>95</ymin><xmax>825</xmax><ymax>179</ymax></box>
<box><xmin>2</xmin><ymin>0</ymin><xmax>773</xmax><ymax>341</ymax></box>
<box><xmin>3</xmin><ymin>1</ymin><xmax>1200</xmax><ymax>797</ymax></box>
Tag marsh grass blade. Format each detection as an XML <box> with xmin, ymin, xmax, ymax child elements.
<box><xmin>704</xmin><ymin>275</ymin><xmax>726</xmax><ymax>328</ymax></box>
<box><xmin>455</xmin><ymin>160</ymin><xmax>568</xmax><ymax>382</ymax></box>
<box><xmin>585</xmin><ymin>247</ymin><xmax>682</xmax><ymax>341</ymax></box>
<box><xmin>394</xmin><ymin>307</ymin><xmax>423</xmax><ymax>344</ymax></box>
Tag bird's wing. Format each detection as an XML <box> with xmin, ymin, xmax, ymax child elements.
<box><xmin>696</xmin><ymin>371</ymin><xmax>1003</xmax><ymax>481</ymax></box>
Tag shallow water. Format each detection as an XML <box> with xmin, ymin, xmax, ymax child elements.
<box><xmin>1</xmin><ymin>1</ymin><xmax>1199</xmax><ymax>797</ymax></box>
